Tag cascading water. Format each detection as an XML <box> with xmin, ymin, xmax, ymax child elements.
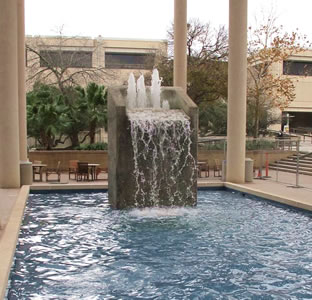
<box><xmin>126</xmin><ymin>70</ymin><xmax>196</xmax><ymax>207</ymax></box>
<box><xmin>128</xmin><ymin>109</ymin><xmax>196</xmax><ymax>207</ymax></box>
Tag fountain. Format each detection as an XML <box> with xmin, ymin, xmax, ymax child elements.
<box><xmin>108</xmin><ymin>70</ymin><xmax>198</xmax><ymax>209</ymax></box>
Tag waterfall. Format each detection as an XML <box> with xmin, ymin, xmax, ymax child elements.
<box><xmin>128</xmin><ymin>109</ymin><xmax>196</xmax><ymax>207</ymax></box>
<box><xmin>125</xmin><ymin>70</ymin><xmax>196</xmax><ymax>207</ymax></box>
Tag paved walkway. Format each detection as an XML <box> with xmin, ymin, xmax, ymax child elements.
<box><xmin>0</xmin><ymin>189</ymin><xmax>19</xmax><ymax>237</ymax></box>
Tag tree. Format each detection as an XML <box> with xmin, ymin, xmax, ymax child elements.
<box><xmin>27</xmin><ymin>83</ymin><xmax>68</xmax><ymax>150</ymax></box>
<box><xmin>76</xmin><ymin>83</ymin><xmax>108</xmax><ymax>144</ymax></box>
<box><xmin>26</xmin><ymin>31</ymin><xmax>112</xmax><ymax>148</ymax></box>
<box><xmin>59</xmin><ymin>86</ymin><xmax>89</xmax><ymax>148</ymax></box>
<box><xmin>247</xmin><ymin>17</ymin><xmax>310</xmax><ymax>137</ymax></box>
<box><xmin>157</xmin><ymin>19</ymin><xmax>228</xmax><ymax>106</ymax></box>
<box><xmin>26</xmin><ymin>31</ymin><xmax>114</xmax><ymax>94</ymax></box>
<box><xmin>199</xmin><ymin>100</ymin><xmax>227</xmax><ymax>135</ymax></box>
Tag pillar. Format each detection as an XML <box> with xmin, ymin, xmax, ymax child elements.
<box><xmin>17</xmin><ymin>0</ymin><xmax>28</xmax><ymax>162</ymax></box>
<box><xmin>174</xmin><ymin>0</ymin><xmax>187</xmax><ymax>92</ymax></box>
<box><xmin>0</xmin><ymin>0</ymin><xmax>20</xmax><ymax>188</ymax></box>
<box><xmin>226</xmin><ymin>0</ymin><xmax>248</xmax><ymax>183</ymax></box>
<box><xmin>17</xmin><ymin>0</ymin><xmax>32</xmax><ymax>185</ymax></box>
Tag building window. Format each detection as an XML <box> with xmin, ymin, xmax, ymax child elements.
<box><xmin>283</xmin><ymin>60</ymin><xmax>312</xmax><ymax>76</ymax></box>
<box><xmin>40</xmin><ymin>50</ymin><xmax>92</xmax><ymax>68</ymax></box>
<box><xmin>105</xmin><ymin>52</ymin><xmax>155</xmax><ymax>69</ymax></box>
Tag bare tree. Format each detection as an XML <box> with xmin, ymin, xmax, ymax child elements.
<box><xmin>167</xmin><ymin>18</ymin><xmax>228</xmax><ymax>61</ymax></box>
<box><xmin>26</xmin><ymin>29</ymin><xmax>115</xmax><ymax>97</ymax></box>
<box><xmin>158</xmin><ymin>19</ymin><xmax>228</xmax><ymax>105</ymax></box>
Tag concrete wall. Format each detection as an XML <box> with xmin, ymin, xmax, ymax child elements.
<box><xmin>28</xmin><ymin>150</ymin><xmax>108</xmax><ymax>171</ymax></box>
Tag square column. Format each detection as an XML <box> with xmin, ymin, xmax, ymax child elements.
<box><xmin>0</xmin><ymin>0</ymin><xmax>21</xmax><ymax>188</ymax></box>
<box><xmin>18</xmin><ymin>0</ymin><xmax>28</xmax><ymax>162</ymax></box>
<box><xmin>174</xmin><ymin>0</ymin><xmax>187</xmax><ymax>92</ymax></box>
<box><xmin>226</xmin><ymin>0</ymin><xmax>248</xmax><ymax>183</ymax></box>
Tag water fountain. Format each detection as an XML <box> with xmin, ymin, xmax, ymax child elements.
<box><xmin>108</xmin><ymin>70</ymin><xmax>198</xmax><ymax>209</ymax></box>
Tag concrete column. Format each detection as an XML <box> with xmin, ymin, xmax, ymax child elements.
<box><xmin>226</xmin><ymin>0</ymin><xmax>248</xmax><ymax>183</ymax></box>
<box><xmin>174</xmin><ymin>0</ymin><xmax>187</xmax><ymax>92</ymax></box>
<box><xmin>0</xmin><ymin>0</ymin><xmax>21</xmax><ymax>188</ymax></box>
<box><xmin>17</xmin><ymin>0</ymin><xmax>33</xmax><ymax>185</ymax></box>
<box><xmin>17</xmin><ymin>0</ymin><xmax>28</xmax><ymax>162</ymax></box>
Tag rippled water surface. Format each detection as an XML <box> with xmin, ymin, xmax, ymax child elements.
<box><xmin>7</xmin><ymin>190</ymin><xmax>312</xmax><ymax>299</ymax></box>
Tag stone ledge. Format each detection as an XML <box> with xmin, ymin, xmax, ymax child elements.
<box><xmin>0</xmin><ymin>185</ymin><xmax>29</xmax><ymax>300</ymax></box>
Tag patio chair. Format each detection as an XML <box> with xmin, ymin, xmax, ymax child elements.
<box><xmin>69</xmin><ymin>160</ymin><xmax>79</xmax><ymax>180</ymax></box>
<box><xmin>33</xmin><ymin>160</ymin><xmax>43</xmax><ymax>181</ymax></box>
<box><xmin>95</xmin><ymin>167</ymin><xmax>108</xmax><ymax>180</ymax></box>
<box><xmin>77</xmin><ymin>162</ymin><xmax>89</xmax><ymax>181</ymax></box>
<box><xmin>46</xmin><ymin>161</ymin><xmax>61</xmax><ymax>182</ymax></box>
<box><xmin>214</xmin><ymin>159</ymin><xmax>221</xmax><ymax>177</ymax></box>
<box><xmin>197</xmin><ymin>161</ymin><xmax>209</xmax><ymax>178</ymax></box>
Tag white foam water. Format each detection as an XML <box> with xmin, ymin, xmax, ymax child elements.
<box><xmin>128</xmin><ymin>206</ymin><xmax>198</xmax><ymax>219</ymax></box>
<box><xmin>128</xmin><ymin>109</ymin><xmax>196</xmax><ymax>207</ymax></box>
<box><xmin>126</xmin><ymin>69</ymin><xmax>170</xmax><ymax>110</ymax></box>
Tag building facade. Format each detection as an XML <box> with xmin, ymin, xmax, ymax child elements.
<box><xmin>272</xmin><ymin>50</ymin><xmax>312</xmax><ymax>132</ymax></box>
<box><xmin>25</xmin><ymin>35</ymin><xmax>167</xmax><ymax>90</ymax></box>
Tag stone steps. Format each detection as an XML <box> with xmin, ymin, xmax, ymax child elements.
<box><xmin>269</xmin><ymin>152</ymin><xmax>312</xmax><ymax>176</ymax></box>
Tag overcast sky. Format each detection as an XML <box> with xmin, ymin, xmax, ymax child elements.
<box><xmin>25</xmin><ymin>0</ymin><xmax>312</xmax><ymax>40</ymax></box>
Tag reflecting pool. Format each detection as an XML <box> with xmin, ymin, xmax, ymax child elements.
<box><xmin>7</xmin><ymin>190</ymin><xmax>312</xmax><ymax>299</ymax></box>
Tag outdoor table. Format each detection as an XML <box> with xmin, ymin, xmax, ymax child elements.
<box><xmin>32</xmin><ymin>163</ymin><xmax>47</xmax><ymax>182</ymax></box>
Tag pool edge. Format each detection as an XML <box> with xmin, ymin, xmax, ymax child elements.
<box><xmin>225</xmin><ymin>182</ymin><xmax>312</xmax><ymax>212</ymax></box>
<box><xmin>0</xmin><ymin>185</ymin><xmax>29</xmax><ymax>300</ymax></box>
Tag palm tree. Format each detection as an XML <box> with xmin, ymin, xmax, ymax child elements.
<box><xmin>27</xmin><ymin>83</ymin><xmax>68</xmax><ymax>150</ymax></box>
<box><xmin>76</xmin><ymin>82</ymin><xmax>107</xmax><ymax>144</ymax></box>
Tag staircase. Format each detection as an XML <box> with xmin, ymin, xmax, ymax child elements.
<box><xmin>269</xmin><ymin>152</ymin><xmax>312</xmax><ymax>176</ymax></box>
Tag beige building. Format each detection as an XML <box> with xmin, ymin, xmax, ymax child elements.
<box><xmin>25</xmin><ymin>35</ymin><xmax>167</xmax><ymax>90</ymax></box>
<box><xmin>272</xmin><ymin>50</ymin><xmax>312</xmax><ymax>131</ymax></box>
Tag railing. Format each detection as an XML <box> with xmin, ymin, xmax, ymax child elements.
<box><xmin>198</xmin><ymin>136</ymin><xmax>299</xmax><ymax>152</ymax></box>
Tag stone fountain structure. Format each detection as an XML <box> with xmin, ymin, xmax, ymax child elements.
<box><xmin>108</xmin><ymin>71</ymin><xmax>198</xmax><ymax>209</ymax></box>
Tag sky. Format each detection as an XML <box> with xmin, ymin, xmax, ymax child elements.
<box><xmin>25</xmin><ymin>0</ymin><xmax>312</xmax><ymax>41</ymax></box>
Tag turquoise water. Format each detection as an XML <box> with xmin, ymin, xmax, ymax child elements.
<box><xmin>7</xmin><ymin>190</ymin><xmax>312</xmax><ymax>299</ymax></box>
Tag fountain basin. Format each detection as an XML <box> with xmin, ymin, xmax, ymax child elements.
<box><xmin>108</xmin><ymin>86</ymin><xmax>198</xmax><ymax>209</ymax></box>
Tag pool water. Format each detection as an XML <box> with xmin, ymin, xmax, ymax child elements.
<box><xmin>7</xmin><ymin>190</ymin><xmax>312</xmax><ymax>299</ymax></box>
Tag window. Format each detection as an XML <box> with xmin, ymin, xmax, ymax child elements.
<box><xmin>40</xmin><ymin>50</ymin><xmax>92</xmax><ymax>68</ymax></box>
<box><xmin>105</xmin><ymin>52</ymin><xmax>155</xmax><ymax>69</ymax></box>
<box><xmin>283</xmin><ymin>60</ymin><xmax>312</xmax><ymax>76</ymax></box>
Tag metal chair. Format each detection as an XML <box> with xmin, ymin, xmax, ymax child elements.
<box><xmin>69</xmin><ymin>160</ymin><xmax>79</xmax><ymax>180</ymax></box>
<box><xmin>33</xmin><ymin>160</ymin><xmax>43</xmax><ymax>181</ymax></box>
<box><xmin>77</xmin><ymin>162</ymin><xmax>89</xmax><ymax>181</ymax></box>
<box><xmin>214</xmin><ymin>159</ymin><xmax>221</xmax><ymax>177</ymax></box>
<box><xmin>197</xmin><ymin>161</ymin><xmax>209</xmax><ymax>178</ymax></box>
<box><xmin>46</xmin><ymin>161</ymin><xmax>61</xmax><ymax>182</ymax></box>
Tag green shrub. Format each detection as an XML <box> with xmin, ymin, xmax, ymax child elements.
<box><xmin>75</xmin><ymin>142</ymin><xmax>108</xmax><ymax>151</ymax></box>
<box><xmin>246</xmin><ymin>140</ymin><xmax>276</xmax><ymax>150</ymax></box>
<box><xmin>198</xmin><ymin>139</ymin><xmax>276</xmax><ymax>151</ymax></box>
